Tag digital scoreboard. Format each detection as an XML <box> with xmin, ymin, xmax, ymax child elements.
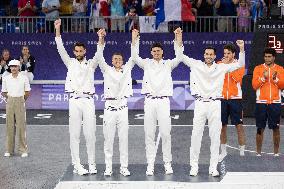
<box><xmin>267</xmin><ymin>33</ymin><xmax>284</xmax><ymax>53</ymax></box>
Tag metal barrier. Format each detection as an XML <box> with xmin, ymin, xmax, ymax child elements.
<box><xmin>0</xmin><ymin>16</ymin><xmax>253</xmax><ymax>33</ymax></box>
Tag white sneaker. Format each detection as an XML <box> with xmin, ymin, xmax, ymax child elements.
<box><xmin>274</xmin><ymin>153</ymin><xmax>280</xmax><ymax>157</ymax></box>
<box><xmin>4</xmin><ymin>152</ymin><xmax>11</xmax><ymax>157</ymax></box>
<box><xmin>21</xmin><ymin>153</ymin><xmax>28</xmax><ymax>158</ymax></box>
<box><xmin>210</xmin><ymin>170</ymin><xmax>220</xmax><ymax>177</ymax></box>
<box><xmin>146</xmin><ymin>164</ymin><xmax>154</xmax><ymax>176</ymax></box>
<box><xmin>164</xmin><ymin>162</ymin><xmax>173</xmax><ymax>174</ymax></box>
<box><xmin>104</xmin><ymin>166</ymin><xmax>112</xmax><ymax>176</ymax></box>
<box><xmin>239</xmin><ymin>145</ymin><xmax>245</xmax><ymax>156</ymax></box>
<box><xmin>120</xmin><ymin>167</ymin><xmax>130</xmax><ymax>176</ymax></box>
<box><xmin>89</xmin><ymin>164</ymin><xmax>97</xmax><ymax>174</ymax></box>
<box><xmin>189</xmin><ymin>167</ymin><xmax>198</xmax><ymax>176</ymax></box>
<box><xmin>256</xmin><ymin>153</ymin><xmax>261</xmax><ymax>157</ymax></box>
<box><xmin>73</xmin><ymin>164</ymin><xmax>88</xmax><ymax>176</ymax></box>
<box><xmin>218</xmin><ymin>152</ymin><xmax>227</xmax><ymax>162</ymax></box>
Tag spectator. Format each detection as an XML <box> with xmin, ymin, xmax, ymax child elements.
<box><xmin>142</xmin><ymin>0</ymin><xmax>156</xmax><ymax>16</ymax></box>
<box><xmin>0</xmin><ymin>0</ymin><xmax>10</xmax><ymax>15</ymax></box>
<box><xmin>127</xmin><ymin>0</ymin><xmax>143</xmax><ymax>15</ymax></box>
<box><xmin>281</xmin><ymin>0</ymin><xmax>284</xmax><ymax>18</ymax></box>
<box><xmin>215</xmin><ymin>0</ymin><xmax>239</xmax><ymax>32</ymax></box>
<box><xmin>237</xmin><ymin>0</ymin><xmax>250</xmax><ymax>32</ymax></box>
<box><xmin>195</xmin><ymin>0</ymin><xmax>214</xmax><ymax>32</ymax></box>
<box><xmin>125</xmin><ymin>6</ymin><xmax>138</xmax><ymax>31</ymax></box>
<box><xmin>0</xmin><ymin>49</ymin><xmax>12</xmax><ymax>82</ymax></box>
<box><xmin>42</xmin><ymin>0</ymin><xmax>60</xmax><ymax>33</ymax></box>
<box><xmin>36</xmin><ymin>0</ymin><xmax>46</xmax><ymax>33</ymax></box>
<box><xmin>72</xmin><ymin>0</ymin><xmax>88</xmax><ymax>32</ymax></box>
<box><xmin>89</xmin><ymin>0</ymin><xmax>110</xmax><ymax>32</ymax></box>
<box><xmin>18</xmin><ymin>0</ymin><xmax>38</xmax><ymax>33</ymax></box>
<box><xmin>36</xmin><ymin>0</ymin><xmax>43</xmax><ymax>9</ymax></box>
<box><xmin>10</xmin><ymin>0</ymin><xmax>19</xmax><ymax>16</ymax></box>
<box><xmin>180</xmin><ymin>0</ymin><xmax>197</xmax><ymax>32</ymax></box>
<box><xmin>250</xmin><ymin>0</ymin><xmax>265</xmax><ymax>22</ymax></box>
<box><xmin>108</xmin><ymin>0</ymin><xmax>125</xmax><ymax>32</ymax></box>
<box><xmin>19</xmin><ymin>46</ymin><xmax>36</xmax><ymax>82</ymax></box>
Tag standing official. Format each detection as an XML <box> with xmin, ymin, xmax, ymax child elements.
<box><xmin>131</xmin><ymin>28</ymin><xmax>183</xmax><ymax>176</ymax></box>
<box><xmin>2</xmin><ymin>59</ymin><xmax>30</xmax><ymax>158</ymax></box>
<box><xmin>182</xmin><ymin>40</ymin><xmax>245</xmax><ymax>177</ymax></box>
<box><xmin>252</xmin><ymin>48</ymin><xmax>284</xmax><ymax>156</ymax></box>
<box><xmin>55</xmin><ymin>19</ymin><xmax>104</xmax><ymax>176</ymax></box>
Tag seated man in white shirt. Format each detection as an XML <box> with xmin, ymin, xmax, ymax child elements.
<box><xmin>97</xmin><ymin>29</ymin><xmax>135</xmax><ymax>177</ymax></box>
<box><xmin>131</xmin><ymin>28</ymin><xmax>183</xmax><ymax>176</ymax></box>
<box><xmin>2</xmin><ymin>59</ymin><xmax>31</xmax><ymax>158</ymax></box>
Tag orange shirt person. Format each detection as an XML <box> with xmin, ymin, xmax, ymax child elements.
<box><xmin>218</xmin><ymin>43</ymin><xmax>246</xmax><ymax>162</ymax></box>
<box><xmin>252</xmin><ymin>48</ymin><xmax>284</xmax><ymax>156</ymax></box>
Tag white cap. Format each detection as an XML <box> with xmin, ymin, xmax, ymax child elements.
<box><xmin>9</xmin><ymin>59</ymin><xmax>20</xmax><ymax>66</ymax></box>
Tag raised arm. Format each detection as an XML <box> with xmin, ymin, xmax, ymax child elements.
<box><xmin>223</xmin><ymin>40</ymin><xmax>245</xmax><ymax>72</ymax></box>
<box><xmin>95</xmin><ymin>28</ymin><xmax>111</xmax><ymax>72</ymax></box>
<box><xmin>123</xmin><ymin>29</ymin><xmax>140</xmax><ymax>70</ymax></box>
<box><xmin>131</xmin><ymin>29</ymin><xmax>146</xmax><ymax>69</ymax></box>
<box><xmin>54</xmin><ymin>19</ymin><xmax>71</xmax><ymax>67</ymax></box>
<box><xmin>168</xmin><ymin>27</ymin><xmax>184</xmax><ymax>70</ymax></box>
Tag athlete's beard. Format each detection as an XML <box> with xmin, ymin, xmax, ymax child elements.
<box><xmin>205</xmin><ymin>58</ymin><xmax>214</xmax><ymax>64</ymax></box>
<box><xmin>265</xmin><ymin>61</ymin><xmax>273</xmax><ymax>66</ymax></box>
<box><xmin>76</xmin><ymin>55</ymin><xmax>84</xmax><ymax>61</ymax></box>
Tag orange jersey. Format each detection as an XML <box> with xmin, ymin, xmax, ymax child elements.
<box><xmin>217</xmin><ymin>60</ymin><xmax>245</xmax><ymax>99</ymax></box>
<box><xmin>252</xmin><ymin>63</ymin><xmax>284</xmax><ymax>104</ymax></box>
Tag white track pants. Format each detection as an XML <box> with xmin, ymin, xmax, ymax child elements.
<box><xmin>103</xmin><ymin>105</ymin><xmax>129</xmax><ymax>168</ymax></box>
<box><xmin>190</xmin><ymin>100</ymin><xmax>222</xmax><ymax>171</ymax></box>
<box><xmin>69</xmin><ymin>97</ymin><xmax>96</xmax><ymax>165</ymax></box>
<box><xmin>144</xmin><ymin>97</ymin><xmax>172</xmax><ymax>164</ymax></box>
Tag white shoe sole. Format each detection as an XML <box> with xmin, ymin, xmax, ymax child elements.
<box><xmin>190</xmin><ymin>170</ymin><xmax>198</xmax><ymax>176</ymax></box>
<box><xmin>120</xmin><ymin>171</ymin><xmax>130</xmax><ymax>176</ymax></box>
<box><xmin>89</xmin><ymin>170</ymin><xmax>97</xmax><ymax>174</ymax></box>
<box><xmin>165</xmin><ymin>171</ymin><xmax>173</xmax><ymax>175</ymax></box>
<box><xmin>21</xmin><ymin>154</ymin><xmax>28</xmax><ymax>158</ymax></box>
<box><xmin>104</xmin><ymin>172</ymin><xmax>112</xmax><ymax>176</ymax></box>
<box><xmin>146</xmin><ymin>171</ymin><xmax>154</xmax><ymax>176</ymax></box>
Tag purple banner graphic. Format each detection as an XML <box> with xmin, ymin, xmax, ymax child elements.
<box><xmin>0</xmin><ymin>33</ymin><xmax>253</xmax><ymax>81</ymax></box>
<box><xmin>0</xmin><ymin>84</ymin><xmax>194</xmax><ymax>110</ymax></box>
